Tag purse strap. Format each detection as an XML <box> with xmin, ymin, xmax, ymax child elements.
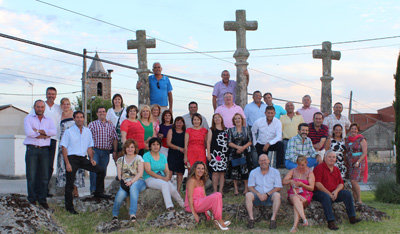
<box><xmin>116</xmin><ymin>108</ymin><xmax>125</xmax><ymax>127</ymax></box>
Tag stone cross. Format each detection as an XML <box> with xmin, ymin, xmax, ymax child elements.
<box><xmin>313</xmin><ymin>41</ymin><xmax>341</xmax><ymax>115</ymax></box>
<box><xmin>127</xmin><ymin>30</ymin><xmax>156</xmax><ymax>107</ymax></box>
<box><xmin>224</xmin><ymin>10</ymin><xmax>258</xmax><ymax>108</ymax></box>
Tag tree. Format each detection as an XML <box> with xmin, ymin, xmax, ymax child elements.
<box><xmin>72</xmin><ymin>95</ymin><xmax>112</xmax><ymax>124</ymax></box>
<box><xmin>394</xmin><ymin>52</ymin><xmax>400</xmax><ymax>184</ymax></box>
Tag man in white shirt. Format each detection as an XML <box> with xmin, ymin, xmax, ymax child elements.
<box><xmin>323</xmin><ymin>102</ymin><xmax>351</xmax><ymax>137</ymax></box>
<box><xmin>252</xmin><ymin>106</ymin><xmax>284</xmax><ymax>168</ymax></box>
<box><xmin>61</xmin><ymin>111</ymin><xmax>110</xmax><ymax>214</ymax></box>
<box><xmin>182</xmin><ymin>101</ymin><xmax>209</xmax><ymax>129</ymax></box>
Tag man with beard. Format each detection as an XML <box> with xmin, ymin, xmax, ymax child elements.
<box><xmin>285</xmin><ymin>123</ymin><xmax>322</xmax><ymax>169</ymax></box>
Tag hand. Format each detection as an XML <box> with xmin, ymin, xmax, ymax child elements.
<box><xmin>66</xmin><ymin>163</ymin><xmax>72</xmax><ymax>172</ymax></box>
<box><xmin>38</xmin><ymin>129</ymin><xmax>47</xmax><ymax>135</ymax></box>
<box><xmin>179</xmin><ymin>147</ymin><xmax>184</xmax><ymax>153</ymax></box>
<box><xmin>294</xmin><ymin>181</ymin><xmax>302</xmax><ymax>187</ymax></box>
<box><xmin>258</xmin><ymin>193</ymin><xmax>268</xmax><ymax>202</ymax></box>
<box><xmin>354</xmin><ymin>162</ymin><xmax>360</xmax><ymax>168</ymax></box>
<box><xmin>331</xmin><ymin>191</ymin><xmax>338</xmax><ymax>201</ymax></box>
<box><xmin>236</xmin><ymin>147</ymin><xmax>243</xmax><ymax>154</ymax></box>
<box><xmin>290</xmin><ymin>180</ymin><xmax>296</xmax><ymax>187</ymax></box>
<box><xmin>263</xmin><ymin>143</ymin><xmax>270</xmax><ymax>152</ymax></box>
<box><xmin>32</xmin><ymin>127</ymin><xmax>37</xmax><ymax>132</ymax></box>
<box><xmin>136</xmin><ymin>81</ymin><xmax>142</xmax><ymax>90</ymax></box>
<box><xmin>158</xmin><ymin>133</ymin><xmax>164</xmax><ymax>138</ymax></box>
<box><xmin>206</xmin><ymin>155</ymin><xmax>211</xmax><ymax>161</ymax></box>
<box><xmin>161</xmin><ymin>176</ymin><xmax>169</xmax><ymax>182</ymax></box>
<box><xmin>90</xmin><ymin>159</ymin><xmax>97</xmax><ymax>166</ymax></box>
<box><xmin>112</xmin><ymin>152</ymin><xmax>118</xmax><ymax>161</ymax></box>
<box><xmin>193</xmin><ymin>213</ymin><xmax>200</xmax><ymax>223</ymax></box>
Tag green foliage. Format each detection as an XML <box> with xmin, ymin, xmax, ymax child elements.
<box><xmin>72</xmin><ymin>95</ymin><xmax>112</xmax><ymax>123</ymax></box>
<box><xmin>374</xmin><ymin>178</ymin><xmax>400</xmax><ymax>204</ymax></box>
<box><xmin>395</xmin><ymin>53</ymin><xmax>400</xmax><ymax>184</ymax></box>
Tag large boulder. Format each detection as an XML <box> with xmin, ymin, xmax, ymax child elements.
<box><xmin>0</xmin><ymin>194</ymin><xmax>65</xmax><ymax>233</ymax></box>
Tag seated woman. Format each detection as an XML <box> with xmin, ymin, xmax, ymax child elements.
<box><xmin>282</xmin><ymin>156</ymin><xmax>315</xmax><ymax>233</ymax></box>
<box><xmin>185</xmin><ymin>161</ymin><xmax>230</xmax><ymax>231</ymax></box>
<box><xmin>112</xmin><ymin>139</ymin><xmax>146</xmax><ymax>222</ymax></box>
<box><xmin>143</xmin><ymin>137</ymin><xmax>184</xmax><ymax>211</ymax></box>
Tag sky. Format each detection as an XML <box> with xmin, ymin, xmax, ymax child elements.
<box><xmin>1</xmin><ymin>0</ymin><xmax>399</xmax><ymax>120</ymax></box>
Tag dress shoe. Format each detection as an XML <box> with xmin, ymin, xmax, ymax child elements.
<box><xmin>47</xmin><ymin>193</ymin><xmax>54</xmax><ymax>198</ymax></box>
<box><xmin>349</xmin><ymin>216</ymin><xmax>362</xmax><ymax>224</ymax></box>
<box><xmin>29</xmin><ymin>201</ymin><xmax>37</xmax><ymax>206</ymax></box>
<box><xmin>269</xmin><ymin>220</ymin><xmax>277</xmax><ymax>229</ymax></box>
<box><xmin>39</xmin><ymin>202</ymin><xmax>49</xmax><ymax>210</ymax></box>
<box><xmin>67</xmin><ymin>209</ymin><xmax>79</xmax><ymax>215</ymax></box>
<box><xmin>328</xmin><ymin>221</ymin><xmax>339</xmax><ymax>230</ymax></box>
<box><xmin>247</xmin><ymin>219</ymin><xmax>255</xmax><ymax>229</ymax></box>
<box><xmin>93</xmin><ymin>193</ymin><xmax>111</xmax><ymax>199</ymax></box>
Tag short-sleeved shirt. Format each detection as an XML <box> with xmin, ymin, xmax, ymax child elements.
<box><xmin>308</xmin><ymin>123</ymin><xmax>329</xmax><ymax>150</ymax></box>
<box><xmin>323</xmin><ymin>114</ymin><xmax>351</xmax><ymax>137</ymax></box>
<box><xmin>280</xmin><ymin>114</ymin><xmax>305</xmax><ymax>139</ymax></box>
<box><xmin>272</xmin><ymin>104</ymin><xmax>287</xmax><ymax>119</ymax></box>
<box><xmin>60</xmin><ymin>124</ymin><xmax>94</xmax><ymax>157</ymax></box>
<box><xmin>117</xmin><ymin>155</ymin><xmax>144</xmax><ymax>180</ymax></box>
<box><xmin>143</xmin><ymin>152</ymin><xmax>167</xmax><ymax>180</ymax></box>
<box><xmin>248</xmin><ymin>167</ymin><xmax>282</xmax><ymax>194</ymax></box>
<box><xmin>120</xmin><ymin>120</ymin><xmax>145</xmax><ymax>149</ymax></box>
<box><xmin>244</xmin><ymin>101</ymin><xmax>267</xmax><ymax>127</ymax></box>
<box><xmin>212</xmin><ymin>80</ymin><xmax>236</xmax><ymax>107</ymax></box>
<box><xmin>215</xmin><ymin>104</ymin><xmax>245</xmax><ymax>128</ymax></box>
<box><xmin>297</xmin><ymin>106</ymin><xmax>320</xmax><ymax>124</ymax></box>
<box><xmin>149</xmin><ymin>75</ymin><xmax>173</xmax><ymax>107</ymax></box>
<box><xmin>313</xmin><ymin>162</ymin><xmax>343</xmax><ymax>192</ymax></box>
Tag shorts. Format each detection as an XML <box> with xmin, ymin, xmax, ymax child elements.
<box><xmin>252</xmin><ymin>191</ymin><xmax>273</xmax><ymax>206</ymax></box>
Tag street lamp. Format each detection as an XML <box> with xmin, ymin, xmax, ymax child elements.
<box><xmin>90</xmin><ymin>96</ymin><xmax>96</xmax><ymax>122</ymax></box>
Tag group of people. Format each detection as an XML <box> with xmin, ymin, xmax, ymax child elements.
<box><xmin>23</xmin><ymin>63</ymin><xmax>368</xmax><ymax>231</ymax></box>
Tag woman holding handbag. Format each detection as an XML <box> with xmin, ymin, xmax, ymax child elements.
<box><xmin>106</xmin><ymin>94</ymin><xmax>126</xmax><ymax>161</ymax></box>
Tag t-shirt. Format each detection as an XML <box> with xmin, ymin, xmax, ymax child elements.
<box><xmin>140</xmin><ymin>120</ymin><xmax>154</xmax><ymax>142</ymax></box>
<box><xmin>314</xmin><ymin>162</ymin><xmax>343</xmax><ymax>193</ymax></box>
<box><xmin>149</xmin><ymin>75</ymin><xmax>173</xmax><ymax>106</ymax></box>
<box><xmin>117</xmin><ymin>155</ymin><xmax>144</xmax><ymax>180</ymax></box>
<box><xmin>143</xmin><ymin>152</ymin><xmax>167</xmax><ymax>180</ymax></box>
<box><xmin>308</xmin><ymin>123</ymin><xmax>329</xmax><ymax>150</ymax></box>
<box><xmin>120</xmin><ymin>119</ymin><xmax>145</xmax><ymax>149</ymax></box>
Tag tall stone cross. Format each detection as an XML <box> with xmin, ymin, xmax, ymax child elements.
<box><xmin>224</xmin><ymin>10</ymin><xmax>258</xmax><ymax>108</ymax></box>
<box><xmin>312</xmin><ymin>41</ymin><xmax>341</xmax><ymax>115</ymax></box>
<box><xmin>127</xmin><ymin>30</ymin><xmax>156</xmax><ymax>107</ymax></box>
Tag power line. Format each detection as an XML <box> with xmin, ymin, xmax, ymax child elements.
<box><xmin>0</xmin><ymin>91</ymin><xmax>80</xmax><ymax>96</ymax></box>
<box><xmin>0</xmin><ymin>72</ymin><xmax>82</xmax><ymax>87</ymax></box>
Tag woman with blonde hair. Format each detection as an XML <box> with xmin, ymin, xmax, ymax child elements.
<box><xmin>282</xmin><ymin>156</ymin><xmax>315</xmax><ymax>233</ymax></box>
<box><xmin>139</xmin><ymin>105</ymin><xmax>156</xmax><ymax>153</ymax></box>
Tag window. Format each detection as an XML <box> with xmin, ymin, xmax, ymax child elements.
<box><xmin>97</xmin><ymin>82</ymin><xmax>103</xmax><ymax>96</ymax></box>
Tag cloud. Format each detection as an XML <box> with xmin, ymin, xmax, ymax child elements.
<box><xmin>183</xmin><ymin>36</ymin><xmax>199</xmax><ymax>50</ymax></box>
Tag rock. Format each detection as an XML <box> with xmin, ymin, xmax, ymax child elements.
<box><xmin>96</xmin><ymin>219</ymin><xmax>132</xmax><ymax>233</ymax></box>
<box><xmin>105</xmin><ymin>179</ymin><xmax>120</xmax><ymax>195</ymax></box>
<box><xmin>148</xmin><ymin>210</ymin><xmax>200</xmax><ymax>229</ymax></box>
<box><xmin>49</xmin><ymin>195</ymin><xmax>114</xmax><ymax>213</ymax></box>
<box><xmin>0</xmin><ymin>194</ymin><xmax>65</xmax><ymax>233</ymax></box>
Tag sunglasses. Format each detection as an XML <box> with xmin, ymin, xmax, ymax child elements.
<box><xmin>157</xmin><ymin>81</ymin><xmax>160</xmax><ymax>89</ymax></box>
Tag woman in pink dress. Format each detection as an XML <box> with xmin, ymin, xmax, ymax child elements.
<box><xmin>184</xmin><ymin>113</ymin><xmax>207</xmax><ymax>168</ymax></box>
<box><xmin>185</xmin><ymin>161</ymin><xmax>230</xmax><ymax>231</ymax></box>
<box><xmin>282</xmin><ymin>156</ymin><xmax>315</xmax><ymax>233</ymax></box>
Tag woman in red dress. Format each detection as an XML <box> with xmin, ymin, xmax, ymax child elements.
<box><xmin>184</xmin><ymin>113</ymin><xmax>207</xmax><ymax>168</ymax></box>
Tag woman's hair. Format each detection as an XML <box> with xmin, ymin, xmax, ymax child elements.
<box><xmin>122</xmin><ymin>139</ymin><xmax>139</xmax><ymax>155</ymax></box>
<box><xmin>296</xmin><ymin>155</ymin><xmax>307</xmax><ymax>164</ymax></box>
<box><xmin>188</xmin><ymin>161</ymin><xmax>208</xmax><ymax>183</ymax></box>
<box><xmin>161</xmin><ymin>110</ymin><xmax>173</xmax><ymax>125</ymax></box>
<box><xmin>210</xmin><ymin>113</ymin><xmax>226</xmax><ymax>131</ymax></box>
<box><xmin>191</xmin><ymin>113</ymin><xmax>203</xmax><ymax>125</ymax></box>
<box><xmin>232</xmin><ymin>113</ymin><xmax>245</xmax><ymax>127</ymax></box>
<box><xmin>112</xmin><ymin>93</ymin><xmax>124</xmax><ymax>109</ymax></box>
<box><xmin>151</xmin><ymin>104</ymin><xmax>161</xmax><ymax>117</ymax></box>
<box><xmin>332</xmin><ymin>124</ymin><xmax>343</xmax><ymax>138</ymax></box>
<box><xmin>148</xmin><ymin>137</ymin><xmax>162</xmax><ymax>149</ymax></box>
<box><xmin>139</xmin><ymin>105</ymin><xmax>152</xmax><ymax>121</ymax></box>
<box><xmin>126</xmin><ymin>105</ymin><xmax>138</xmax><ymax>119</ymax></box>
<box><xmin>349</xmin><ymin>122</ymin><xmax>360</xmax><ymax>131</ymax></box>
<box><xmin>60</xmin><ymin>97</ymin><xmax>70</xmax><ymax>105</ymax></box>
<box><xmin>172</xmin><ymin>116</ymin><xmax>186</xmax><ymax>131</ymax></box>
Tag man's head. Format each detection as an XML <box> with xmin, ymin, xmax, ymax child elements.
<box><xmin>324</xmin><ymin>150</ymin><xmax>337</xmax><ymax>166</ymax></box>
<box><xmin>285</xmin><ymin>102</ymin><xmax>295</xmax><ymax>114</ymax></box>
<box><xmin>96</xmin><ymin>106</ymin><xmax>107</xmax><ymax>121</ymax></box>
<box><xmin>34</xmin><ymin>100</ymin><xmax>45</xmax><ymax>116</ymax></box>
<box><xmin>223</xmin><ymin>92</ymin><xmax>233</xmax><ymax>106</ymax></box>
<box><xmin>152</xmin><ymin>62</ymin><xmax>162</xmax><ymax>75</ymax></box>
<box><xmin>188</xmin><ymin>101</ymin><xmax>198</xmax><ymax>115</ymax></box>
<box><xmin>313</xmin><ymin>112</ymin><xmax>324</xmax><ymax>127</ymax></box>
<box><xmin>46</xmin><ymin>87</ymin><xmax>57</xmax><ymax>104</ymax></box>
<box><xmin>252</xmin><ymin>91</ymin><xmax>262</xmax><ymax>104</ymax></box>
<box><xmin>333</xmin><ymin>102</ymin><xmax>343</xmax><ymax>116</ymax></box>
<box><xmin>221</xmin><ymin>70</ymin><xmax>230</xmax><ymax>83</ymax></box>
<box><xmin>302</xmin><ymin>95</ymin><xmax>311</xmax><ymax>108</ymax></box>
<box><xmin>265</xmin><ymin>105</ymin><xmax>275</xmax><ymax>121</ymax></box>
<box><xmin>263</xmin><ymin>92</ymin><xmax>273</xmax><ymax>106</ymax></box>
<box><xmin>298</xmin><ymin>123</ymin><xmax>309</xmax><ymax>139</ymax></box>
<box><xmin>258</xmin><ymin>154</ymin><xmax>270</xmax><ymax>170</ymax></box>
<box><xmin>73</xmin><ymin>110</ymin><xmax>85</xmax><ymax>127</ymax></box>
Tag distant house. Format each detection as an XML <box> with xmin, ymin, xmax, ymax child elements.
<box><xmin>0</xmin><ymin>104</ymin><xmax>28</xmax><ymax>135</ymax></box>
<box><xmin>350</xmin><ymin>105</ymin><xmax>394</xmax><ymax>131</ymax></box>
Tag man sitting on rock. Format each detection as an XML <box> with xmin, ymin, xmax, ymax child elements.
<box><xmin>245</xmin><ymin>154</ymin><xmax>282</xmax><ymax>229</ymax></box>
<box><xmin>312</xmin><ymin>150</ymin><xmax>361</xmax><ymax>230</ymax></box>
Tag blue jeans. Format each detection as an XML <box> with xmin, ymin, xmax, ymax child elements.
<box><xmin>285</xmin><ymin>158</ymin><xmax>318</xmax><ymax>169</ymax></box>
<box><xmin>90</xmin><ymin>148</ymin><xmax>110</xmax><ymax>193</ymax></box>
<box><xmin>313</xmin><ymin>190</ymin><xmax>356</xmax><ymax>222</ymax></box>
<box><xmin>25</xmin><ymin>146</ymin><xmax>50</xmax><ymax>203</ymax></box>
<box><xmin>112</xmin><ymin>179</ymin><xmax>146</xmax><ymax>216</ymax></box>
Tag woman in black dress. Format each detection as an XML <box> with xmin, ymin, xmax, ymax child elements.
<box><xmin>167</xmin><ymin>116</ymin><xmax>186</xmax><ymax>192</ymax></box>
<box><xmin>206</xmin><ymin>113</ymin><xmax>228</xmax><ymax>194</ymax></box>
<box><xmin>227</xmin><ymin>113</ymin><xmax>253</xmax><ymax>195</ymax></box>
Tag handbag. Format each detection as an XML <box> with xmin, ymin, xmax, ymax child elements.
<box><xmin>231</xmin><ymin>157</ymin><xmax>247</xmax><ymax>167</ymax></box>
<box><xmin>119</xmin><ymin>156</ymin><xmax>130</xmax><ymax>194</ymax></box>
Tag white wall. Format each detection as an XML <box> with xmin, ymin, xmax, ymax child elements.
<box><xmin>0</xmin><ymin>108</ymin><xmax>27</xmax><ymax>135</ymax></box>
<box><xmin>0</xmin><ymin>135</ymin><xmax>26</xmax><ymax>176</ymax></box>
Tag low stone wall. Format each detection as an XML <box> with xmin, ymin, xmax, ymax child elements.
<box><xmin>367</xmin><ymin>162</ymin><xmax>396</xmax><ymax>182</ymax></box>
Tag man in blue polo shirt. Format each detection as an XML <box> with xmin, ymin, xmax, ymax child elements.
<box><xmin>136</xmin><ymin>62</ymin><xmax>173</xmax><ymax>112</ymax></box>
<box><xmin>263</xmin><ymin>92</ymin><xmax>286</xmax><ymax>119</ymax></box>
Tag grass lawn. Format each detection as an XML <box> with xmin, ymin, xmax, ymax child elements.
<box><xmin>49</xmin><ymin>191</ymin><xmax>400</xmax><ymax>233</ymax></box>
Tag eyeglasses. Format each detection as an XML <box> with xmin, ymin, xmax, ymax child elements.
<box><xmin>157</xmin><ymin>82</ymin><xmax>160</xmax><ymax>89</ymax></box>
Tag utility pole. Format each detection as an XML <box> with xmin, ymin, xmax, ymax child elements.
<box><xmin>82</xmin><ymin>48</ymin><xmax>88</xmax><ymax>124</ymax></box>
<box><xmin>348</xmin><ymin>90</ymin><xmax>353</xmax><ymax>122</ymax></box>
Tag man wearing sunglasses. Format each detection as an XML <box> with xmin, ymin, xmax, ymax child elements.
<box><xmin>136</xmin><ymin>62</ymin><xmax>173</xmax><ymax>113</ymax></box>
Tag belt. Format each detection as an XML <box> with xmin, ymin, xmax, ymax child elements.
<box><xmin>27</xmin><ymin>144</ymin><xmax>49</xmax><ymax>149</ymax></box>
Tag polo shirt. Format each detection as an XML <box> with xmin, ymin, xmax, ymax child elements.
<box><xmin>308</xmin><ymin>123</ymin><xmax>328</xmax><ymax>150</ymax></box>
<box><xmin>297</xmin><ymin>106</ymin><xmax>320</xmax><ymax>124</ymax></box>
<box><xmin>248</xmin><ymin>167</ymin><xmax>282</xmax><ymax>194</ymax></box>
<box><xmin>149</xmin><ymin>75</ymin><xmax>173</xmax><ymax>106</ymax></box>
<box><xmin>142</xmin><ymin>152</ymin><xmax>167</xmax><ymax>180</ymax></box>
<box><xmin>60</xmin><ymin>124</ymin><xmax>94</xmax><ymax>157</ymax></box>
<box><xmin>280</xmin><ymin>114</ymin><xmax>304</xmax><ymax>139</ymax></box>
<box><xmin>314</xmin><ymin>162</ymin><xmax>343</xmax><ymax>192</ymax></box>
<box><xmin>272</xmin><ymin>104</ymin><xmax>287</xmax><ymax>119</ymax></box>
<box><xmin>215</xmin><ymin>104</ymin><xmax>245</xmax><ymax>128</ymax></box>
<box><xmin>244</xmin><ymin>101</ymin><xmax>267</xmax><ymax>127</ymax></box>
<box><xmin>212</xmin><ymin>80</ymin><xmax>236</xmax><ymax>107</ymax></box>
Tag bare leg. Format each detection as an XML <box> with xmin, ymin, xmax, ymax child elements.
<box><xmin>292</xmin><ymin>205</ymin><xmax>299</xmax><ymax>232</ymax></box>
<box><xmin>233</xmin><ymin>180</ymin><xmax>239</xmax><ymax>195</ymax></box>
<box><xmin>243</xmin><ymin>180</ymin><xmax>249</xmax><ymax>194</ymax></box>
<box><xmin>291</xmin><ymin>195</ymin><xmax>306</xmax><ymax>221</ymax></box>
<box><xmin>212</xmin><ymin>172</ymin><xmax>218</xmax><ymax>193</ymax></box>
<box><xmin>218</xmin><ymin>172</ymin><xmax>225</xmax><ymax>194</ymax></box>
<box><xmin>176</xmin><ymin>173</ymin><xmax>183</xmax><ymax>192</ymax></box>
<box><xmin>351</xmin><ymin>180</ymin><xmax>362</xmax><ymax>203</ymax></box>
<box><xmin>245</xmin><ymin>192</ymin><xmax>255</xmax><ymax>220</ymax></box>
<box><xmin>271</xmin><ymin>192</ymin><xmax>281</xmax><ymax>221</ymax></box>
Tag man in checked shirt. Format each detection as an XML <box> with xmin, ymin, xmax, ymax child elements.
<box><xmin>88</xmin><ymin>106</ymin><xmax>118</xmax><ymax>195</ymax></box>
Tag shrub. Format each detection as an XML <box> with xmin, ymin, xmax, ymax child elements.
<box><xmin>374</xmin><ymin>178</ymin><xmax>400</xmax><ymax>204</ymax></box>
